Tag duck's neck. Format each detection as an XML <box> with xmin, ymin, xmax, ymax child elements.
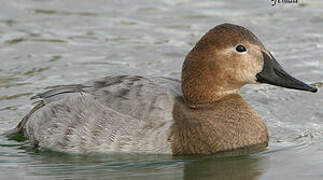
<box><xmin>183</xmin><ymin>88</ymin><xmax>241</xmax><ymax>108</ymax></box>
<box><xmin>181</xmin><ymin>52</ymin><xmax>241</xmax><ymax>106</ymax></box>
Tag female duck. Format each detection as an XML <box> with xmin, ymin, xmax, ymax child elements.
<box><xmin>8</xmin><ymin>23</ymin><xmax>317</xmax><ymax>154</ymax></box>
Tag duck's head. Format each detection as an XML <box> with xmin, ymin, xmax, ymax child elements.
<box><xmin>182</xmin><ymin>23</ymin><xmax>317</xmax><ymax>106</ymax></box>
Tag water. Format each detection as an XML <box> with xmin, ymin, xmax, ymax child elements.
<box><xmin>1</xmin><ymin>0</ymin><xmax>323</xmax><ymax>179</ymax></box>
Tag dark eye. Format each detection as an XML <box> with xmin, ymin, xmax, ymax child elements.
<box><xmin>236</xmin><ymin>45</ymin><xmax>246</xmax><ymax>53</ymax></box>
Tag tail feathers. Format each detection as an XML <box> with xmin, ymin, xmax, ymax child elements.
<box><xmin>2</xmin><ymin>85</ymin><xmax>87</xmax><ymax>137</ymax></box>
<box><xmin>2</xmin><ymin>102</ymin><xmax>45</xmax><ymax>136</ymax></box>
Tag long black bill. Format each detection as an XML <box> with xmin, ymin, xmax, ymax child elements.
<box><xmin>256</xmin><ymin>51</ymin><xmax>317</xmax><ymax>93</ymax></box>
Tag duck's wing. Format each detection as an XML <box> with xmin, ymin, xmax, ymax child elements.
<box><xmin>29</xmin><ymin>75</ymin><xmax>137</xmax><ymax>104</ymax></box>
<box><xmin>13</xmin><ymin>75</ymin><xmax>181</xmax><ymax>133</ymax></box>
<box><xmin>7</xmin><ymin>75</ymin><xmax>181</xmax><ymax>153</ymax></box>
<box><xmin>30</xmin><ymin>75</ymin><xmax>182</xmax><ymax>107</ymax></box>
<box><xmin>87</xmin><ymin>75</ymin><xmax>182</xmax><ymax>120</ymax></box>
<box><xmin>30</xmin><ymin>84</ymin><xmax>90</xmax><ymax>104</ymax></box>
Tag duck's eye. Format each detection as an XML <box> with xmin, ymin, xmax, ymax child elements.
<box><xmin>236</xmin><ymin>45</ymin><xmax>246</xmax><ymax>53</ymax></box>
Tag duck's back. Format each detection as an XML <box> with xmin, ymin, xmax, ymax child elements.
<box><xmin>20</xmin><ymin>75</ymin><xmax>181</xmax><ymax>153</ymax></box>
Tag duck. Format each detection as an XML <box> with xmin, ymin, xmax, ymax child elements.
<box><xmin>6</xmin><ymin>23</ymin><xmax>317</xmax><ymax>154</ymax></box>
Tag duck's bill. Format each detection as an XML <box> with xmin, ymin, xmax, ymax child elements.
<box><xmin>256</xmin><ymin>51</ymin><xmax>317</xmax><ymax>93</ymax></box>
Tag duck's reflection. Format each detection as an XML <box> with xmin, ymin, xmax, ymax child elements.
<box><xmin>182</xmin><ymin>153</ymin><xmax>268</xmax><ymax>180</ymax></box>
<box><xmin>22</xmin><ymin>147</ymin><xmax>269</xmax><ymax>180</ymax></box>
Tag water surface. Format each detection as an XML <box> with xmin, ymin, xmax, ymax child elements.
<box><xmin>1</xmin><ymin>0</ymin><xmax>323</xmax><ymax>179</ymax></box>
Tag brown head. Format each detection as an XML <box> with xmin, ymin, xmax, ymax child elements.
<box><xmin>182</xmin><ymin>23</ymin><xmax>317</xmax><ymax>106</ymax></box>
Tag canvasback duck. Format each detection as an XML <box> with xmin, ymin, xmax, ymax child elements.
<box><xmin>7</xmin><ymin>23</ymin><xmax>317</xmax><ymax>154</ymax></box>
